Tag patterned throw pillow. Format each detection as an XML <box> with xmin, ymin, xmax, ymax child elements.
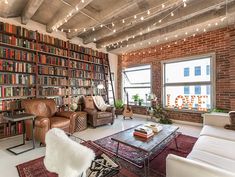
<box><xmin>84</xmin><ymin>96</ymin><xmax>95</xmax><ymax>110</ymax></box>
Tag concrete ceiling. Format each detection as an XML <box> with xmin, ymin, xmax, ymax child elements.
<box><xmin>0</xmin><ymin>0</ymin><xmax>234</xmax><ymax>54</ymax></box>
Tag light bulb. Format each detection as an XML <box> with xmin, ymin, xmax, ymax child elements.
<box><xmin>122</xmin><ymin>19</ymin><xmax>125</xmax><ymax>23</ymax></box>
<box><xmin>184</xmin><ymin>3</ymin><xmax>187</xmax><ymax>7</ymax></box>
<box><xmin>112</xmin><ymin>23</ymin><xmax>115</xmax><ymax>27</ymax></box>
<box><xmin>83</xmin><ymin>28</ymin><xmax>86</xmax><ymax>32</ymax></box>
<box><xmin>100</xmin><ymin>24</ymin><xmax>103</xmax><ymax>27</ymax></box>
<box><xmin>162</xmin><ymin>4</ymin><xmax>165</xmax><ymax>8</ymax></box>
<box><xmin>185</xmin><ymin>32</ymin><xmax>188</xmax><ymax>35</ymax></box>
<box><xmin>147</xmin><ymin>10</ymin><xmax>150</xmax><ymax>15</ymax></box>
<box><xmin>140</xmin><ymin>16</ymin><xmax>144</xmax><ymax>20</ymax></box>
<box><xmin>113</xmin><ymin>29</ymin><xmax>116</xmax><ymax>33</ymax></box>
<box><xmin>134</xmin><ymin>15</ymin><xmax>137</xmax><ymax>19</ymax></box>
<box><xmin>132</xmin><ymin>35</ymin><xmax>135</xmax><ymax>39</ymax></box>
<box><xmin>94</xmin><ymin>38</ymin><xmax>96</xmax><ymax>41</ymax></box>
<box><xmin>159</xmin><ymin>19</ymin><xmax>162</xmax><ymax>23</ymax></box>
<box><xmin>196</xmin><ymin>28</ymin><xmax>199</xmax><ymax>31</ymax></box>
<box><xmin>81</xmin><ymin>0</ymin><xmax>84</xmax><ymax>3</ymax></box>
<box><xmin>68</xmin><ymin>29</ymin><xmax>71</xmax><ymax>32</ymax></box>
<box><xmin>4</xmin><ymin>0</ymin><xmax>8</xmax><ymax>4</ymax></box>
<box><xmin>215</xmin><ymin>22</ymin><xmax>218</xmax><ymax>26</ymax></box>
<box><xmin>92</xmin><ymin>27</ymin><xmax>95</xmax><ymax>31</ymax></box>
<box><xmin>61</xmin><ymin>29</ymin><xmax>64</xmax><ymax>32</ymax></box>
<box><xmin>171</xmin><ymin>12</ymin><xmax>174</xmax><ymax>16</ymax></box>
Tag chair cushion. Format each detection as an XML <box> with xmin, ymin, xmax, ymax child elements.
<box><xmin>50</xmin><ymin>117</ymin><xmax>70</xmax><ymax>129</ymax></box>
<box><xmin>84</xmin><ymin>96</ymin><xmax>95</xmax><ymax>110</ymax></box>
<box><xmin>97</xmin><ymin>112</ymin><xmax>112</xmax><ymax>119</ymax></box>
<box><xmin>200</xmin><ymin>125</ymin><xmax>235</xmax><ymax>142</ymax></box>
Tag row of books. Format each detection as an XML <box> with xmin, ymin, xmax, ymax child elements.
<box><xmin>0</xmin><ymin>100</ymin><xmax>22</xmax><ymax>111</ymax></box>
<box><xmin>70</xmin><ymin>70</ymin><xmax>92</xmax><ymax>78</ymax></box>
<box><xmin>37</xmin><ymin>33</ymin><xmax>69</xmax><ymax>49</ymax></box>
<box><xmin>0</xmin><ymin>87</ymin><xmax>36</xmax><ymax>98</ymax></box>
<box><xmin>70</xmin><ymin>78</ymin><xmax>91</xmax><ymax>87</ymax></box>
<box><xmin>38</xmin><ymin>66</ymin><xmax>68</xmax><ymax>76</ymax></box>
<box><xmin>39</xmin><ymin>54</ymin><xmax>68</xmax><ymax>66</ymax></box>
<box><xmin>38</xmin><ymin>87</ymin><xmax>70</xmax><ymax>96</ymax></box>
<box><xmin>0</xmin><ymin>47</ymin><xmax>36</xmax><ymax>62</ymax></box>
<box><xmin>38</xmin><ymin>76</ymin><xmax>67</xmax><ymax>86</ymax></box>
<box><xmin>0</xmin><ymin>22</ymin><xmax>37</xmax><ymax>40</ymax></box>
<box><xmin>0</xmin><ymin>60</ymin><xmax>35</xmax><ymax>73</ymax></box>
<box><xmin>71</xmin><ymin>87</ymin><xmax>92</xmax><ymax>95</ymax></box>
<box><xmin>0</xmin><ymin>74</ymin><xmax>35</xmax><ymax>85</ymax></box>
<box><xmin>70</xmin><ymin>61</ymin><xmax>104</xmax><ymax>72</ymax></box>
<box><xmin>54</xmin><ymin>97</ymin><xmax>70</xmax><ymax>106</ymax></box>
<box><xmin>69</xmin><ymin>43</ymin><xmax>108</xmax><ymax>58</ymax></box>
<box><xmin>0</xmin><ymin>121</ymin><xmax>23</xmax><ymax>137</ymax></box>
<box><xmin>38</xmin><ymin>43</ymin><xmax>68</xmax><ymax>57</ymax></box>
<box><xmin>0</xmin><ymin>34</ymin><xmax>37</xmax><ymax>50</ymax></box>
<box><xmin>70</xmin><ymin>52</ymin><xmax>103</xmax><ymax>63</ymax></box>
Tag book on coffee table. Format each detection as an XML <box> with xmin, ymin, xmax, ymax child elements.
<box><xmin>144</xmin><ymin>123</ymin><xmax>163</xmax><ymax>133</ymax></box>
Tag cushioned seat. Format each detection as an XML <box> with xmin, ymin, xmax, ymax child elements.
<box><xmin>192</xmin><ymin>136</ymin><xmax>235</xmax><ymax>160</ymax></box>
<box><xmin>200</xmin><ymin>125</ymin><xmax>235</xmax><ymax>142</ymax></box>
<box><xmin>50</xmin><ymin>117</ymin><xmax>70</xmax><ymax>128</ymax></box>
<box><xmin>97</xmin><ymin>112</ymin><xmax>112</xmax><ymax>119</ymax></box>
<box><xmin>188</xmin><ymin>149</ymin><xmax>235</xmax><ymax>173</ymax></box>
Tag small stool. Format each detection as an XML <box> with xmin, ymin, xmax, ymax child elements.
<box><xmin>75</xmin><ymin>112</ymin><xmax>87</xmax><ymax>132</ymax></box>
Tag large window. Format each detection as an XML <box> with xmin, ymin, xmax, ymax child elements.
<box><xmin>163</xmin><ymin>54</ymin><xmax>215</xmax><ymax>111</ymax></box>
<box><xmin>122</xmin><ymin>65</ymin><xmax>151</xmax><ymax>106</ymax></box>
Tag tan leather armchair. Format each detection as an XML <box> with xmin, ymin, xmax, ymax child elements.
<box><xmin>83</xmin><ymin>96</ymin><xmax>115</xmax><ymax>128</ymax></box>
<box><xmin>21</xmin><ymin>99</ymin><xmax>77</xmax><ymax>145</ymax></box>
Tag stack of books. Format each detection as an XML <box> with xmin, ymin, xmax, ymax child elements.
<box><xmin>144</xmin><ymin>123</ymin><xmax>163</xmax><ymax>133</ymax></box>
<box><xmin>133</xmin><ymin>126</ymin><xmax>154</xmax><ymax>139</ymax></box>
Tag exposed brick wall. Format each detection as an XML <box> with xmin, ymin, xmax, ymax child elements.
<box><xmin>117</xmin><ymin>26</ymin><xmax>235</xmax><ymax>123</ymax></box>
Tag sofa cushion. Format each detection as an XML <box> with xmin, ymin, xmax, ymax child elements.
<box><xmin>188</xmin><ymin>149</ymin><xmax>235</xmax><ymax>173</ymax></box>
<box><xmin>50</xmin><ymin>117</ymin><xmax>70</xmax><ymax>129</ymax></box>
<box><xmin>200</xmin><ymin>125</ymin><xmax>235</xmax><ymax>142</ymax></box>
<box><xmin>192</xmin><ymin>136</ymin><xmax>235</xmax><ymax>160</ymax></box>
<box><xmin>84</xmin><ymin>96</ymin><xmax>95</xmax><ymax>110</ymax></box>
<box><xmin>97</xmin><ymin>112</ymin><xmax>112</xmax><ymax>119</ymax></box>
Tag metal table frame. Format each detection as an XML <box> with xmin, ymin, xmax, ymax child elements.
<box><xmin>3</xmin><ymin>113</ymin><xmax>36</xmax><ymax>155</ymax></box>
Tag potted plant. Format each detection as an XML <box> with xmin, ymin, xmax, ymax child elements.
<box><xmin>152</xmin><ymin>103</ymin><xmax>172</xmax><ymax>124</ymax></box>
<box><xmin>138</xmin><ymin>99</ymin><xmax>144</xmax><ymax>106</ymax></box>
<box><xmin>114</xmin><ymin>99</ymin><xmax>124</xmax><ymax>115</ymax></box>
<box><xmin>132</xmin><ymin>94</ymin><xmax>139</xmax><ymax>105</ymax></box>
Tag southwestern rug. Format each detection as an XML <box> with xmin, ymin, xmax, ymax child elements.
<box><xmin>17</xmin><ymin>134</ymin><xmax>197</xmax><ymax>177</ymax></box>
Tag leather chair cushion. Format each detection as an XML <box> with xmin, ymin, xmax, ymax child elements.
<box><xmin>50</xmin><ymin>117</ymin><xmax>70</xmax><ymax>129</ymax></box>
<box><xmin>84</xmin><ymin>96</ymin><xmax>95</xmax><ymax>110</ymax></box>
<box><xmin>97</xmin><ymin>112</ymin><xmax>112</xmax><ymax>119</ymax></box>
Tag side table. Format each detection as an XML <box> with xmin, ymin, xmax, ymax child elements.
<box><xmin>3</xmin><ymin>113</ymin><xmax>36</xmax><ymax>155</ymax></box>
<box><xmin>75</xmin><ymin>111</ymin><xmax>87</xmax><ymax>132</ymax></box>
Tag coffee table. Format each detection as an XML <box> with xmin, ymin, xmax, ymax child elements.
<box><xmin>111</xmin><ymin>124</ymin><xmax>179</xmax><ymax>177</ymax></box>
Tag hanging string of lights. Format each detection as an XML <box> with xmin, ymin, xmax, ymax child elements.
<box><xmin>52</xmin><ymin>0</ymin><xmax>187</xmax><ymax>34</ymax></box>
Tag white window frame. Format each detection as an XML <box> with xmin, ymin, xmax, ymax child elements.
<box><xmin>161</xmin><ymin>53</ymin><xmax>216</xmax><ymax>112</ymax></box>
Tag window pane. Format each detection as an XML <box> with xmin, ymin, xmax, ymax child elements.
<box><xmin>165</xmin><ymin>85</ymin><xmax>211</xmax><ymax>110</ymax></box>
<box><xmin>165</xmin><ymin>58</ymin><xmax>210</xmax><ymax>83</ymax></box>
<box><xmin>194</xmin><ymin>66</ymin><xmax>201</xmax><ymax>76</ymax></box>
<box><xmin>184</xmin><ymin>68</ymin><xmax>190</xmax><ymax>77</ymax></box>
<box><xmin>195</xmin><ymin>85</ymin><xmax>201</xmax><ymax>94</ymax></box>
<box><xmin>124</xmin><ymin>68</ymin><xmax>151</xmax><ymax>85</ymax></box>
<box><xmin>206</xmin><ymin>65</ymin><xmax>210</xmax><ymax>75</ymax></box>
<box><xmin>124</xmin><ymin>87</ymin><xmax>151</xmax><ymax>106</ymax></box>
<box><xmin>184</xmin><ymin>86</ymin><xmax>190</xmax><ymax>94</ymax></box>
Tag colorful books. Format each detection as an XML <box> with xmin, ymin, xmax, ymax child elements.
<box><xmin>133</xmin><ymin>126</ymin><xmax>154</xmax><ymax>139</ymax></box>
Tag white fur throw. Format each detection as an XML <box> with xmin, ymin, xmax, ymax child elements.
<box><xmin>44</xmin><ymin>128</ymin><xmax>95</xmax><ymax>177</ymax></box>
<box><xmin>92</xmin><ymin>96</ymin><xmax>109</xmax><ymax>111</ymax></box>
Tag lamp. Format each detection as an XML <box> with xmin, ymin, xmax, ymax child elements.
<box><xmin>97</xmin><ymin>84</ymin><xmax>105</xmax><ymax>95</ymax></box>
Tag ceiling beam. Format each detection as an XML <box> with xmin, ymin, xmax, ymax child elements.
<box><xmin>97</xmin><ymin>0</ymin><xmax>233</xmax><ymax>48</ymax></box>
<box><xmin>81</xmin><ymin>0</ymin><xmax>181</xmax><ymax>44</ymax></box>
<box><xmin>21</xmin><ymin>0</ymin><xmax>44</xmax><ymax>25</ymax></box>
<box><xmin>46</xmin><ymin>0</ymin><xmax>94</xmax><ymax>33</ymax></box>
<box><xmin>107</xmin><ymin>5</ymin><xmax>235</xmax><ymax>53</ymax></box>
<box><xmin>66</xmin><ymin>0</ymin><xmax>139</xmax><ymax>39</ymax></box>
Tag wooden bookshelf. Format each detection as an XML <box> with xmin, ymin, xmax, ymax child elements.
<box><xmin>0</xmin><ymin>21</ymin><xmax>112</xmax><ymax>139</ymax></box>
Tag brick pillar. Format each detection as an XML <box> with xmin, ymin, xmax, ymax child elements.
<box><xmin>229</xmin><ymin>27</ymin><xmax>235</xmax><ymax>110</ymax></box>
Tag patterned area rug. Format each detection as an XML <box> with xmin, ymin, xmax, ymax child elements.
<box><xmin>17</xmin><ymin>135</ymin><xmax>197</xmax><ymax>177</ymax></box>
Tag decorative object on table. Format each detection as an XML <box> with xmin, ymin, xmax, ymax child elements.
<box><xmin>133</xmin><ymin>125</ymin><xmax>154</xmax><ymax>139</ymax></box>
<box><xmin>132</xmin><ymin>94</ymin><xmax>139</xmax><ymax>105</ymax></box>
<box><xmin>83</xmin><ymin>96</ymin><xmax>115</xmax><ymax>127</ymax></box>
<box><xmin>224</xmin><ymin>111</ymin><xmax>235</xmax><ymax>130</ymax></box>
<box><xmin>44</xmin><ymin>128</ymin><xmax>95</xmax><ymax>177</ymax></box>
<box><xmin>75</xmin><ymin>111</ymin><xmax>87</xmax><ymax>132</ymax></box>
<box><xmin>138</xmin><ymin>99</ymin><xmax>144</xmax><ymax>106</ymax></box>
<box><xmin>3</xmin><ymin>113</ymin><xmax>36</xmax><ymax>155</ymax></box>
<box><xmin>123</xmin><ymin>92</ymin><xmax>133</xmax><ymax>119</ymax></box>
<box><xmin>114</xmin><ymin>99</ymin><xmax>124</xmax><ymax>116</ymax></box>
<box><xmin>70</xmin><ymin>102</ymin><xmax>78</xmax><ymax>111</ymax></box>
<box><xmin>144</xmin><ymin>122</ymin><xmax>163</xmax><ymax>133</ymax></box>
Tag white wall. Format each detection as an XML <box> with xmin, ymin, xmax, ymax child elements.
<box><xmin>0</xmin><ymin>17</ymin><xmax>118</xmax><ymax>99</ymax></box>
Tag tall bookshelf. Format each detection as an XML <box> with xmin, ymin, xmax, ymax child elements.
<box><xmin>0</xmin><ymin>21</ymin><xmax>111</xmax><ymax>139</ymax></box>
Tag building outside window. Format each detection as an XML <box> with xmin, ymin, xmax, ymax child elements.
<box><xmin>122</xmin><ymin>65</ymin><xmax>151</xmax><ymax>106</ymax></box>
<box><xmin>162</xmin><ymin>54</ymin><xmax>215</xmax><ymax>111</ymax></box>
<box><xmin>184</xmin><ymin>68</ymin><xmax>190</xmax><ymax>77</ymax></box>
<box><xmin>194</xmin><ymin>66</ymin><xmax>201</xmax><ymax>76</ymax></box>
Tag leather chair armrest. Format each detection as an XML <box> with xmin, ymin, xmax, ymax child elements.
<box><xmin>55</xmin><ymin>111</ymin><xmax>77</xmax><ymax>120</ymax></box>
<box><xmin>35</xmin><ymin>116</ymin><xmax>50</xmax><ymax>128</ymax></box>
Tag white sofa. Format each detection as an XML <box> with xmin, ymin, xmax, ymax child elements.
<box><xmin>166</xmin><ymin>113</ymin><xmax>235</xmax><ymax>177</ymax></box>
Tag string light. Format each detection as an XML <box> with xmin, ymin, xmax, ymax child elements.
<box><xmin>92</xmin><ymin>27</ymin><xmax>95</xmax><ymax>31</ymax></box>
<box><xmin>140</xmin><ymin>16</ymin><xmax>144</xmax><ymax>21</ymax></box>
<box><xmin>81</xmin><ymin>0</ymin><xmax>84</xmax><ymax>3</ymax></box>
<box><xmin>122</xmin><ymin>19</ymin><xmax>125</xmax><ymax>23</ymax></box>
<box><xmin>147</xmin><ymin>10</ymin><xmax>150</xmax><ymax>15</ymax></box>
<box><xmin>93</xmin><ymin>38</ymin><xmax>96</xmax><ymax>41</ymax></box>
<box><xmin>171</xmin><ymin>12</ymin><xmax>174</xmax><ymax>16</ymax></box>
<box><xmin>113</xmin><ymin>29</ymin><xmax>116</xmax><ymax>33</ymax></box>
<box><xmin>83</xmin><ymin>28</ymin><xmax>86</xmax><ymax>32</ymax></box>
<box><xmin>162</xmin><ymin>4</ymin><xmax>165</xmax><ymax>8</ymax></box>
<box><xmin>112</xmin><ymin>22</ymin><xmax>115</xmax><ymax>27</ymax></box>
<box><xmin>134</xmin><ymin>15</ymin><xmax>137</xmax><ymax>19</ymax></box>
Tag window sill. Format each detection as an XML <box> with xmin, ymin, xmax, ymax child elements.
<box><xmin>164</xmin><ymin>108</ymin><xmax>210</xmax><ymax>114</ymax></box>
